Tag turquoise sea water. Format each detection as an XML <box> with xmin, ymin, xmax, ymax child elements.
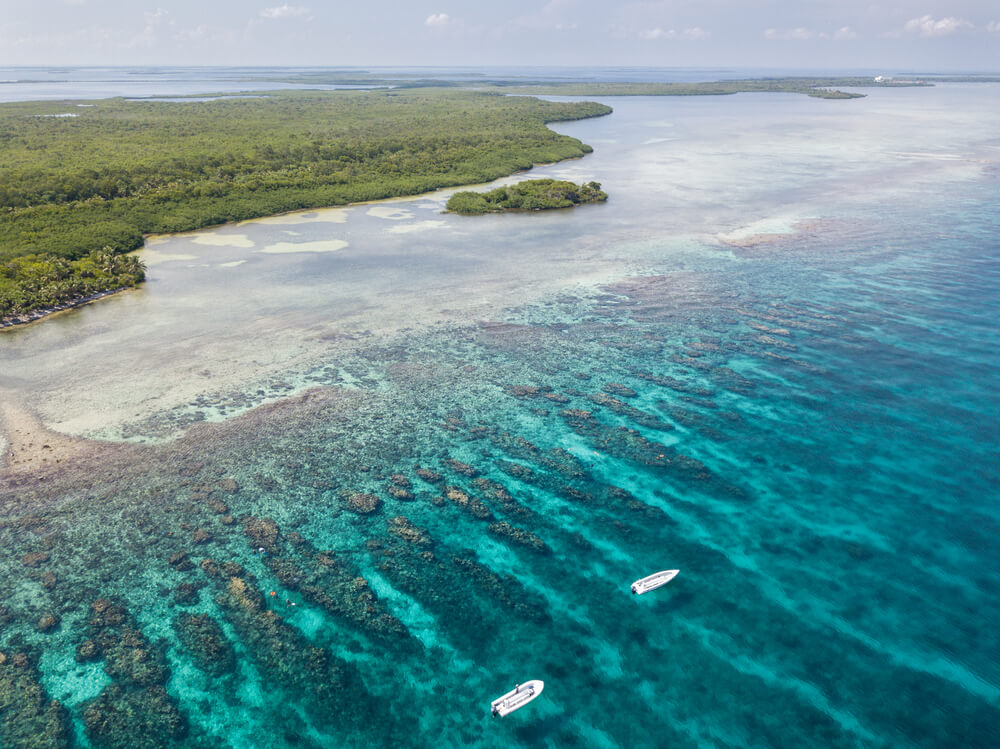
<box><xmin>1</xmin><ymin>83</ymin><xmax>999</xmax><ymax>747</ymax></box>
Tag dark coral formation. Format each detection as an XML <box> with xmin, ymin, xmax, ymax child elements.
<box><xmin>76</xmin><ymin>639</ymin><xmax>100</xmax><ymax>663</ymax></box>
<box><xmin>243</xmin><ymin>516</ymin><xmax>279</xmax><ymax>549</ymax></box>
<box><xmin>495</xmin><ymin>459</ymin><xmax>535</xmax><ymax>481</ymax></box>
<box><xmin>471</xmin><ymin>477</ymin><xmax>536</xmax><ymax>522</ymax></box>
<box><xmin>632</xmin><ymin>370</ymin><xmax>714</xmax><ymax>398</ymax></box>
<box><xmin>387</xmin><ymin>472</ymin><xmax>415</xmax><ymax>500</ymax></box>
<box><xmin>588</xmin><ymin>392</ymin><xmax>673</xmax><ymax>431</ymax></box>
<box><xmin>199</xmin><ymin>558</ymin><xmax>370</xmax><ymax>727</ymax></box>
<box><xmin>191</xmin><ymin>529</ymin><xmax>213</xmax><ymax>545</ymax></box>
<box><xmin>487</xmin><ymin>521</ymin><xmax>549</xmax><ymax>553</ymax></box>
<box><xmin>489</xmin><ymin>427</ymin><xmax>673</xmax><ymax>525</ymax></box>
<box><xmin>370</xmin><ymin>518</ymin><xmax>550</xmax><ymax>648</ymax></box>
<box><xmin>441</xmin><ymin>486</ymin><xmax>494</xmax><ymax>521</ymax></box>
<box><xmin>560</xmin><ymin>408</ymin><xmax>710</xmax><ymax>479</ymax></box>
<box><xmin>369</xmin><ymin>536</ymin><xmax>494</xmax><ymax>648</ymax></box>
<box><xmin>167</xmin><ymin>551</ymin><xmax>194</xmax><ymax>572</ymax></box>
<box><xmin>602</xmin><ymin>382</ymin><xmax>637</xmax><ymax>398</ymax></box>
<box><xmin>444</xmin><ymin>458</ymin><xmax>479</xmax><ymax>477</ymax></box>
<box><xmin>79</xmin><ymin>598</ymin><xmax>187</xmax><ymax>749</ymax></box>
<box><xmin>85</xmin><ymin>599</ymin><xmax>171</xmax><ymax>687</ymax></box>
<box><xmin>217</xmin><ymin>478</ymin><xmax>239</xmax><ymax>494</ymax></box>
<box><xmin>343</xmin><ymin>492</ymin><xmax>382</xmax><ymax>515</ymax></box>
<box><xmin>20</xmin><ymin>552</ymin><xmax>50</xmax><ymax>568</ymax></box>
<box><xmin>82</xmin><ymin>685</ymin><xmax>186</xmax><ymax>749</ymax></box>
<box><xmin>35</xmin><ymin>613</ymin><xmax>59</xmax><ymax>633</ymax></box>
<box><xmin>189</xmin><ymin>482</ymin><xmax>230</xmax><ymax>514</ymax></box>
<box><xmin>388</xmin><ymin>474</ymin><xmax>411</xmax><ymax>488</ymax></box>
<box><xmin>450</xmin><ymin>554</ymin><xmax>548</xmax><ymax>622</ymax></box>
<box><xmin>173</xmin><ymin>612</ymin><xmax>236</xmax><ymax>677</ymax></box>
<box><xmin>172</xmin><ymin>581</ymin><xmax>205</xmax><ymax>606</ymax></box>
<box><xmin>243</xmin><ymin>517</ymin><xmax>408</xmax><ymax>643</ymax></box>
<box><xmin>0</xmin><ymin>650</ymin><xmax>72</xmax><ymax>749</ymax></box>
<box><xmin>506</xmin><ymin>384</ymin><xmax>551</xmax><ymax>398</ymax></box>
<box><xmin>413</xmin><ymin>466</ymin><xmax>443</xmax><ymax>485</ymax></box>
<box><xmin>387</xmin><ymin>516</ymin><xmax>433</xmax><ymax>547</ymax></box>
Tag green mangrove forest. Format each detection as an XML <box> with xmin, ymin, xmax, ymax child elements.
<box><xmin>0</xmin><ymin>89</ymin><xmax>611</xmax><ymax>321</ymax></box>
<box><xmin>446</xmin><ymin>179</ymin><xmax>608</xmax><ymax>215</ymax></box>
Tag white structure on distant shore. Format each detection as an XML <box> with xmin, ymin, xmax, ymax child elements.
<box><xmin>874</xmin><ymin>75</ymin><xmax>890</xmax><ymax>83</ymax></box>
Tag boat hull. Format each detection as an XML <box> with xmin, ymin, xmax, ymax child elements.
<box><xmin>631</xmin><ymin>569</ymin><xmax>679</xmax><ymax>595</ymax></box>
<box><xmin>491</xmin><ymin>679</ymin><xmax>544</xmax><ymax>717</ymax></box>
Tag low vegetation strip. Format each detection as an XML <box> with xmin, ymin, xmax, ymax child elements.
<box><xmin>476</xmin><ymin>77</ymin><xmax>933</xmax><ymax>99</ymax></box>
<box><xmin>0</xmin><ymin>89</ymin><xmax>611</xmax><ymax>322</ymax></box>
<box><xmin>0</xmin><ymin>250</ymin><xmax>145</xmax><ymax>323</ymax></box>
<box><xmin>446</xmin><ymin>179</ymin><xmax>607</xmax><ymax>214</ymax></box>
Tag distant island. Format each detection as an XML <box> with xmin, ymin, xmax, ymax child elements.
<box><xmin>473</xmin><ymin>77</ymin><xmax>918</xmax><ymax>99</ymax></box>
<box><xmin>446</xmin><ymin>179</ymin><xmax>608</xmax><ymax>215</ymax></box>
<box><xmin>264</xmin><ymin>74</ymin><xmax>947</xmax><ymax>99</ymax></box>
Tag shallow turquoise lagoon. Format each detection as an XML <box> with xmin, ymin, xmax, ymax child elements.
<box><xmin>1</xmin><ymin>85</ymin><xmax>998</xmax><ymax>748</ymax></box>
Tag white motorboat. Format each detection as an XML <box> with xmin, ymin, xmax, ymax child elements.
<box><xmin>490</xmin><ymin>680</ymin><xmax>544</xmax><ymax>717</ymax></box>
<box><xmin>631</xmin><ymin>569</ymin><xmax>679</xmax><ymax>595</ymax></box>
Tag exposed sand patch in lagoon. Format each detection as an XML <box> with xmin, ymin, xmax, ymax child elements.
<box><xmin>0</xmin><ymin>398</ymin><xmax>128</xmax><ymax>481</ymax></box>
<box><xmin>366</xmin><ymin>206</ymin><xmax>414</xmax><ymax>220</ymax></box>
<box><xmin>239</xmin><ymin>207</ymin><xmax>351</xmax><ymax>226</ymax></box>
<box><xmin>715</xmin><ymin>217</ymin><xmax>856</xmax><ymax>254</ymax></box>
<box><xmin>139</xmin><ymin>249</ymin><xmax>199</xmax><ymax>266</ymax></box>
<box><xmin>258</xmin><ymin>239</ymin><xmax>349</xmax><ymax>254</ymax></box>
<box><xmin>387</xmin><ymin>220</ymin><xmax>447</xmax><ymax>234</ymax></box>
<box><xmin>716</xmin><ymin>216</ymin><xmax>803</xmax><ymax>248</ymax></box>
<box><xmin>0</xmin><ymin>385</ymin><xmax>358</xmax><ymax>508</ymax></box>
<box><xmin>190</xmin><ymin>232</ymin><xmax>256</xmax><ymax>248</ymax></box>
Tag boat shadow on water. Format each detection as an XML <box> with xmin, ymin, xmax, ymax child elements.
<box><xmin>513</xmin><ymin>713</ymin><xmax>572</xmax><ymax>745</ymax></box>
<box><xmin>650</xmin><ymin>588</ymin><xmax>695</xmax><ymax>614</ymax></box>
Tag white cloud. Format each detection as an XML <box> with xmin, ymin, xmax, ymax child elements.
<box><xmin>425</xmin><ymin>13</ymin><xmax>451</xmax><ymax>28</ymax></box>
<box><xmin>903</xmin><ymin>15</ymin><xmax>972</xmax><ymax>37</ymax></box>
<box><xmin>987</xmin><ymin>21</ymin><xmax>1000</xmax><ymax>33</ymax></box>
<box><xmin>260</xmin><ymin>5</ymin><xmax>309</xmax><ymax>20</ymax></box>
<box><xmin>639</xmin><ymin>27</ymin><xmax>710</xmax><ymax>41</ymax></box>
<box><xmin>764</xmin><ymin>27</ymin><xmax>815</xmax><ymax>40</ymax></box>
<box><xmin>765</xmin><ymin>26</ymin><xmax>858</xmax><ymax>41</ymax></box>
<box><xmin>175</xmin><ymin>25</ymin><xmax>209</xmax><ymax>42</ymax></box>
<box><xmin>4</xmin><ymin>24</ymin><xmax>115</xmax><ymax>50</ymax></box>
<box><xmin>144</xmin><ymin>8</ymin><xmax>168</xmax><ymax>26</ymax></box>
<box><xmin>512</xmin><ymin>0</ymin><xmax>578</xmax><ymax>32</ymax></box>
<box><xmin>129</xmin><ymin>8</ymin><xmax>170</xmax><ymax>48</ymax></box>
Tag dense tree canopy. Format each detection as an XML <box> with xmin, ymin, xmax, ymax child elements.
<box><xmin>446</xmin><ymin>179</ymin><xmax>607</xmax><ymax>215</ymax></box>
<box><xmin>0</xmin><ymin>250</ymin><xmax>145</xmax><ymax>319</ymax></box>
<box><xmin>0</xmin><ymin>89</ymin><xmax>611</xmax><ymax>319</ymax></box>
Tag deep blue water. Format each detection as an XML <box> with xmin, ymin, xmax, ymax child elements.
<box><xmin>0</xmin><ymin>80</ymin><xmax>998</xmax><ymax>748</ymax></box>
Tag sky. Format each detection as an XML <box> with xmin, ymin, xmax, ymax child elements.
<box><xmin>1</xmin><ymin>0</ymin><xmax>998</xmax><ymax>71</ymax></box>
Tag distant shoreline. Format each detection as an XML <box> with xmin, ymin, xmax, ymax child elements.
<box><xmin>0</xmin><ymin>287</ymin><xmax>132</xmax><ymax>330</ymax></box>
<box><xmin>0</xmin><ymin>157</ymin><xmax>590</xmax><ymax>331</ymax></box>
<box><xmin>0</xmin><ymin>89</ymin><xmax>611</xmax><ymax>327</ymax></box>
